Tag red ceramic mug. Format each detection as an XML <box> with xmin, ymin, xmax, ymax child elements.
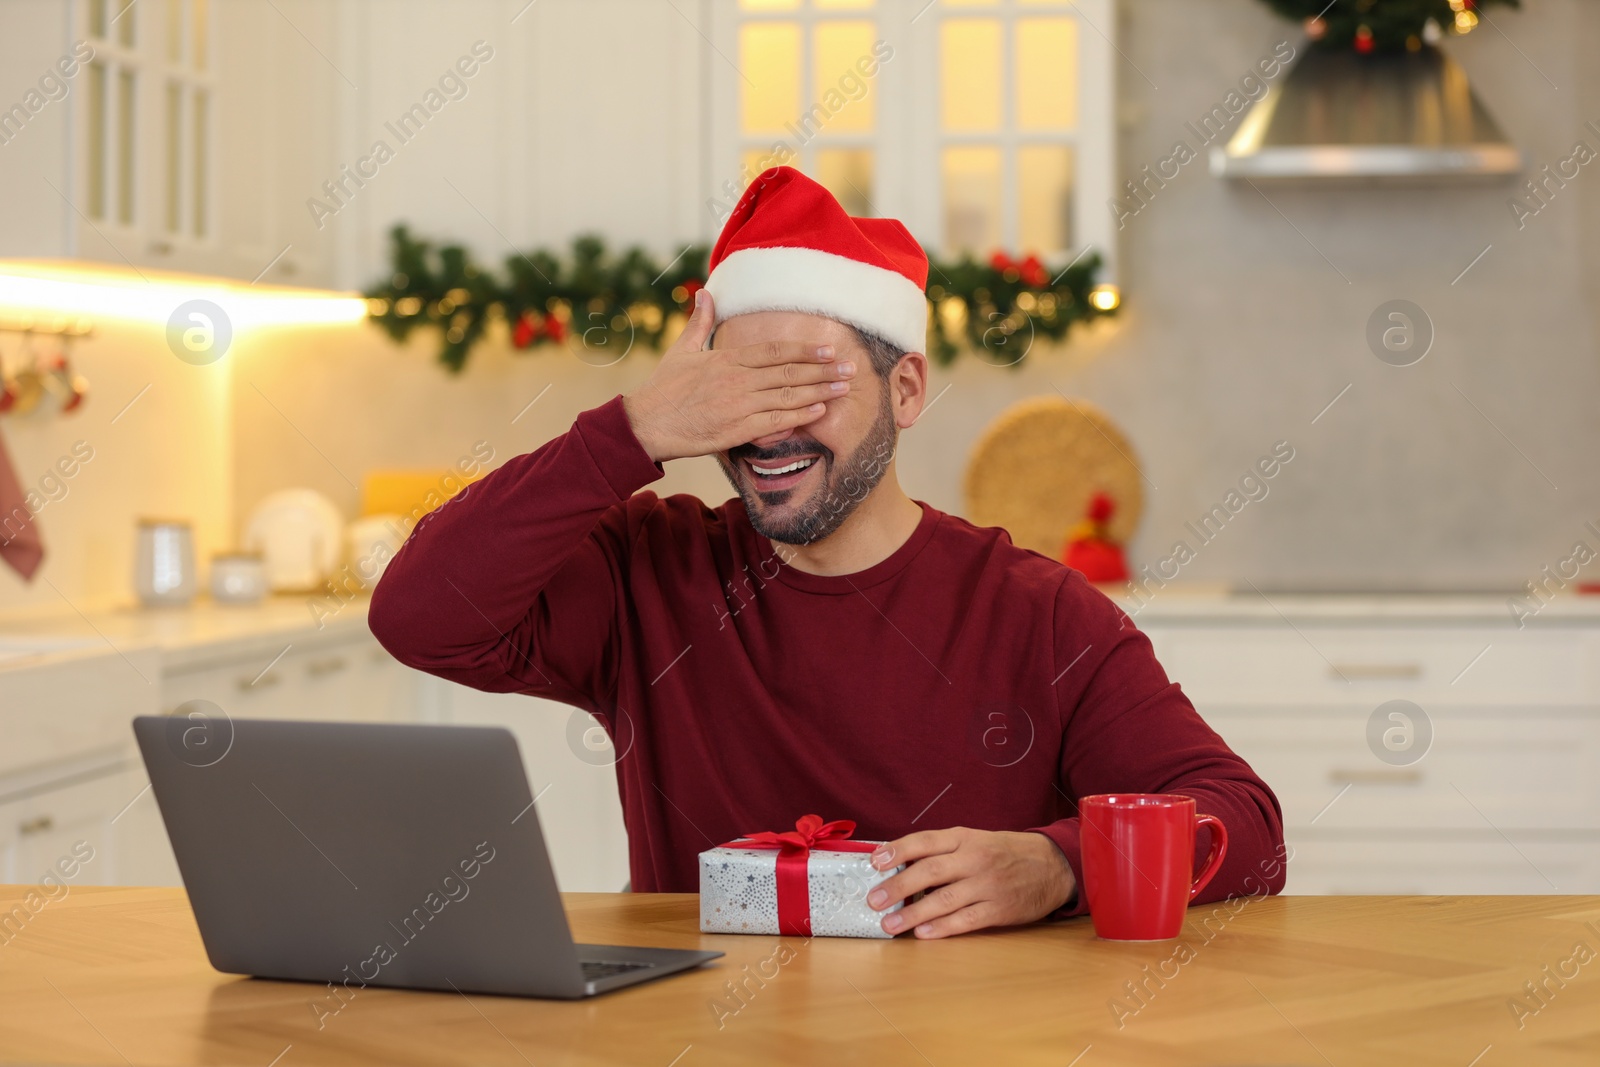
<box><xmin>1080</xmin><ymin>794</ymin><xmax>1228</xmax><ymax>941</ymax></box>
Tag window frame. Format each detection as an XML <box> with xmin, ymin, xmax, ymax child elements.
<box><xmin>707</xmin><ymin>0</ymin><xmax>1118</xmax><ymax>280</ymax></box>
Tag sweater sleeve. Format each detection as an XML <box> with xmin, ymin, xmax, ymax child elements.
<box><xmin>1028</xmin><ymin>574</ymin><xmax>1287</xmax><ymax>917</ymax></box>
<box><xmin>368</xmin><ymin>395</ymin><xmax>664</xmax><ymax>714</ymax></box>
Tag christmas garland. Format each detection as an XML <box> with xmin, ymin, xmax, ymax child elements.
<box><xmin>1258</xmin><ymin>0</ymin><xmax>1519</xmax><ymax>54</ymax></box>
<box><xmin>364</xmin><ymin>225</ymin><xmax>1115</xmax><ymax>372</ymax></box>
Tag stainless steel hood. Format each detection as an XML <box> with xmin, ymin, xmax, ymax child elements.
<box><xmin>1212</xmin><ymin>46</ymin><xmax>1524</xmax><ymax>184</ymax></box>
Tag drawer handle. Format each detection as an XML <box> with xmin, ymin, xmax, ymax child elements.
<box><xmin>306</xmin><ymin>656</ymin><xmax>349</xmax><ymax>678</ymax></box>
<box><xmin>19</xmin><ymin>815</ymin><xmax>55</xmax><ymax>836</ymax></box>
<box><xmin>1329</xmin><ymin>768</ymin><xmax>1424</xmax><ymax>786</ymax></box>
<box><xmin>1330</xmin><ymin>662</ymin><xmax>1423</xmax><ymax>681</ymax></box>
<box><xmin>238</xmin><ymin>671</ymin><xmax>282</xmax><ymax>691</ymax></box>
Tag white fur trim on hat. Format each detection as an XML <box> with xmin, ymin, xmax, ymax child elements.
<box><xmin>705</xmin><ymin>246</ymin><xmax>928</xmax><ymax>355</ymax></box>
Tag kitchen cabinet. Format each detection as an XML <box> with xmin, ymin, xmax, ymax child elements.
<box><xmin>0</xmin><ymin>600</ymin><xmax>416</xmax><ymax>890</ymax></box>
<box><xmin>0</xmin><ymin>0</ymin><xmax>341</xmax><ymax>286</ymax></box>
<box><xmin>0</xmin><ymin>641</ymin><xmax>165</xmax><ymax>890</ymax></box>
<box><xmin>1135</xmin><ymin>602</ymin><xmax>1600</xmax><ymax>894</ymax></box>
<box><xmin>160</xmin><ymin>631</ymin><xmax>413</xmax><ymax>723</ymax></box>
<box><xmin>0</xmin><ymin>757</ymin><xmax>143</xmax><ymax>888</ymax></box>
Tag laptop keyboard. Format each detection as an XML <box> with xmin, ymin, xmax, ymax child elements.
<box><xmin>581</xmin><ymin>959</ymin><xmax>652</xmax><ymax>982</ymax></box>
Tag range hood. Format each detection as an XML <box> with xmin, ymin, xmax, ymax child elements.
<box><xmin>1212</xmin><ymin>45</ymin><xmax>1524</xmax><ymax>184</ymax></box>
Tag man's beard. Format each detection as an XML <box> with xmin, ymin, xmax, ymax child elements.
<box><xmin>718</xmin><ymin>392</ymin><xmax>898</xmax><ymax>546</ymax></box>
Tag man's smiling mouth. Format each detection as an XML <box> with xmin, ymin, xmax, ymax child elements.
<box><xmin>742</xmin><ymin>453</ymin><xmax>822</xmax><ymax>492</ymax></box>
<box><xmin>750</xmin><ymin>457</ymin><xmax>815</xmax><ymax>476</ymax></box>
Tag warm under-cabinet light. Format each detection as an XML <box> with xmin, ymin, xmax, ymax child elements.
<box><xmin>0</xmin><ymin>261</ymin><xmax>367</xmax><ymax>330</ymax></box>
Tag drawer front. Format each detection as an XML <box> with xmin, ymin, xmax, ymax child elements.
<box><xmin>0</xmin><ymin>763</ymin><xmax>136</xmax><ymax>887</ymax></box>
<box><xmin>0</xmin><ymin>648</ymin><xmax>160</xmax><ymax>778</ymax></box>
<box><xmin>161</xmin><ymin>635</ymin><xmax>398</xmax><ymax>722</ymax></box>
<box><xmin>1204</xmin><ymin>709</ymin><xmax>1600</xmax><ymax>831</ymax></box>
<box><xmin>1149</xmin><ymin>626</ymin><xmax>1594</xmax><ymax>706</ymax></box>
<box><xmin>1282</xmin><ymin>837</ymin><xmax>1600</xmax><ymax>895</ymax></box>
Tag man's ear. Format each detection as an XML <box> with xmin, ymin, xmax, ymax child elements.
<box><xmin>890</xmin><ymin>351</ymin><xmax>930</xmax><ymax>430</ymax></box>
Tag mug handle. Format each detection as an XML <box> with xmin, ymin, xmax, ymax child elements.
<box><xmin>1189</xmin><ymin>814</ymin><xmax>1229</xmax><ymax>901</ymax></box>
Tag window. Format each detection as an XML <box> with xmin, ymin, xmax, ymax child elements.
<box><xmin>731</xmin><ymin>0</ymin><xmax>883</xmax><ymax>218</ymax></box>
<box><xmin>709</xmin><ymin>0</ymin><xmax>1117</xmax><ymax>274</ymax></box>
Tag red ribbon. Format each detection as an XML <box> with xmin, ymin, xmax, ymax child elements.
<box><xmin>721</xmin><ymin>814</ymin><xmax>877</xmax><ymax>936</ymax></box>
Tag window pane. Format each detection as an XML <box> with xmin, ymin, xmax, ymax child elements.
<box><xmin>1017</xmin><ymin>144</ymin><xmax>1074</xmax><ymax>254</ymax></box>
<box><xmin>89</xmin><ymin>0</ymin><xmax>107</xmax><ymax>38</ymax></box>
<box><xmin>1016</xmin><ymin>17</ymin><xmax>1077</xmax><ymax>131</ymax></box>
<box><xmin>86</xmin><ymin>63</ymin><xmax>106</xmax><ymax>219</ymax></box>
<box><xmin>165</xmin><ymin>83</ymin><xmax>182</xmax><ymax>232</ymax></box>
<box><xmin>813</xmin><ymin>21</ymin><xmax>875</xmax><ymax>135</ymax></box>
<box><xmin>815</xmin><ymin>148</ymin><xmax>874</xmax><ymax>216</ymax></box>
<box><xmin>194</xmin><ymin>0</ymin><xmax>209</xmax><ymax>69</ymax></box>
<box><xmin>742</xmin><ymin>148</ymin><xmax>771</xmax><ymax>187</ymax></box>
<box><xmin>942</xmin><ymin>145</ymin><xmax>1001</xmax><ymax>254</ymax></box>
<box><xmin>116</xmin><ymin>0</ymin><xmax>136</xmax><ymax>46</ymax></box>
<box><xmin>116</xmin><ymin>69</ymin><xmax>136</xmax><ymax>225</ymax></box>
<box><xmin>941</xmin><ymin>18</ymin><xmax>1002</xmax><ymax>133</ymax></box>
<box><xmin>740</xmin><ymin>22</ymin><xmax>802</xmax><ymax>136</ymax></box>
<box><xmin>193</xmin><ymin>89</ymin><xmax>209</xmax><ymax>236</ymax></box>
<box><xmin>167</xmin><ymin>0</ymin><xmax>183</xmax><ymax>62</ymax></box>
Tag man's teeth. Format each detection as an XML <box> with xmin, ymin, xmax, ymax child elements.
<box><xmin>751</xmin><ymin>457</ymin><xmax>816</xmax><ymax>476</ymax></box>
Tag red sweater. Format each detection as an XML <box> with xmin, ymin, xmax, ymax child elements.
<box><xmin>369</xmin><ymin>396</ymin><xmax>1285</xmax><ymax>911</ymax></box>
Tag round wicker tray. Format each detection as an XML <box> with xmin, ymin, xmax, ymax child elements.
<box><xmin>962</xmin><ymin>395</ymin><xmax>1144</xmax><ymax>558</ymax></box>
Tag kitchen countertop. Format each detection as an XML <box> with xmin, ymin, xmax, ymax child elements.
<box><xmin>2</xmin><ymin>586</ymin><xmax>1596</xmax><ymax>678</ymax></box>
<box><xmin>1109</xmin><ymin>587</ymin><xmax>1600</xmax><ymax>625</ymax></box>
<box><xmin>0</xmin><ymin>595</ymin><xmax>376</xmax><ymax>674</ymax></box>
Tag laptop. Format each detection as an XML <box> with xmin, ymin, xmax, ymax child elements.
<box><xmin>132</xmin><ymin>716</ymin><xmax>721</xmax><ymax>998</ymax></box>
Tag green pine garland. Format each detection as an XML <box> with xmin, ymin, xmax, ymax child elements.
<box><xmin>1257</xmin><ymin>0</ymin><xmax>1519</xmax><ymax>53</ymax></box>
<box><xmin>364</xmin><ymin>225</ymin><xmax>1114</xmax><ymax>372</ymax></box>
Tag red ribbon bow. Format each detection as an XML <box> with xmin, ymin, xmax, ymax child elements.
<box><xmin>722</xmin><ymin>814</ymin><xmax>878</xmax><ymax>936</ymax></box>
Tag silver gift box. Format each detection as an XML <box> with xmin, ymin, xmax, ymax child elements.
<box><xmin>698</xmin><ymin>842</ymin><xmax>906</xmax><ymax>938</ymax></box>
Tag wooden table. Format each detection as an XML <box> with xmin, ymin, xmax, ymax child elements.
<box><xmin>2</xmin><ymin>887</ymin><xmax>1599</xmax><ymax>1066</ymax></box>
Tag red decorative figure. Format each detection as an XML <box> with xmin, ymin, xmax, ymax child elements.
<box><xmin>1062</xmin><ymin>491</ymin><xmax>1129</xmax><ymax>584</ymax></box>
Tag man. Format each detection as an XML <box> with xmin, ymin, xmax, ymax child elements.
<box><xmin>370</xmin><ymin>167</ymin><xmax>1284</xmax><ymax>939</ymax></box>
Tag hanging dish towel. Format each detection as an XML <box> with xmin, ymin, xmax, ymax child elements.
<box><xmin>0</xmin><ymin>428</ymin><xmax>43</xmax><ymax>580</ymax></box>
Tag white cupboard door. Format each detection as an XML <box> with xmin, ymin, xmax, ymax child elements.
<box><xmin>0</xmin><ymin>765</ymin><xmax>137</xmax><ymax>889</ymax></box>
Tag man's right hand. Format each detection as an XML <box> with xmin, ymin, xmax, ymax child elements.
<box><xmin>622</xmin><ymin>290</ymin><xmax>855</xmax><ymax>464</ymax></box>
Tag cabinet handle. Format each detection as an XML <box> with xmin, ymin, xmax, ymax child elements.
<box><xmin>1328</xmin><ymin>768</ymin><xmax>1424</xmax><ymax>786</ymax></box>
<box><xmin>238</xmin><ymin>671</ymin><xmax>282</xmax><ymax>691</ymax></box>
<box><xmin>306</xmin><ymin>656</ymin><xmax>349</xmax><ymax>678</ymax></box>
<box><xmin>18</xmin><ymin>815</ymin><xmax>55</xmax><ymax>836</ymax></box>
<box><xmin>1329</xmin><ymin>662</ymin><xmax>1423</xmax><ymax>681</ymax></box>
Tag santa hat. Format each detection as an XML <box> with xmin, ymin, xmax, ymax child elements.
<box><xmin>705</xmin><ymin>167</ymin><xmax>928</xmax><ymax>355</ymax></box>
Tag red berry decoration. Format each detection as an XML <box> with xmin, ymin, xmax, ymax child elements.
<box><xmin>1019</xmin><ymin>254</ymin><xmax>1049</xmax><ymax>288</ymax></box>
<box><xmin>1354</xmin><ymin>24</ymin><xmax>1375</xmax><ymax>53</ymax></box>
<box><xmin>989</xmin><ymin>250</ymin><xmax>1014</xmax><ymax>273</ymax></box>
<box><xmin>544</xmin><ymin>314</ymin><xmax>566</xmax><ymax>344</ymax></box>
<box><xmin>511</xmin><ymin>312</ymin><xmax>538</xmax><ymax>349</ymax></box>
